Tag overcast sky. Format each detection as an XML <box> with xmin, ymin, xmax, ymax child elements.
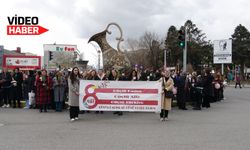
<box><xmin>1</xmin><ymin>0</ymin><xmax>250</xmax><ymax>66</ymax></box>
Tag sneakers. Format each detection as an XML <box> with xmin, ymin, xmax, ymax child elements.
<box><xmin>118</xmin><ymin>112</ymin><xmax>123</xmax><ymax>116</ymax></box>
<box><xmin>160</xmin><ymin>118</ymin><xmax>169</xmax><ymax>121</ymax></box>
<box><xmin>2</xmin><ymin>104</ymin><xmax>10</xmax><ymax>108</ymax></box>
<box><xmin>113</xmin><ymin>111</ymin><xmax>119</xmax><ymax>114</ymax></box>
<box><xmin>70</xmin><ymin>117</ymin><xmax>79</xmax><ymax>122</ymax></box>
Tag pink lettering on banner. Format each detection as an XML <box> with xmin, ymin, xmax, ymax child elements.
<box><xmin>97</xmin><ymin>100</ymin><xmax>158</xmax><ymax>105</ymax></box>
<box><xmin>95</xmin><ymin>88</ymin><xmax>158</xmax><ymax>94</ymax></box>
<box><xmin>114</xmin><ymin>95</ymin><xmax>140</xmax><ymax>99</ymax></box>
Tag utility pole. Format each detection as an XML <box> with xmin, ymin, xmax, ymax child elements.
<box><xmin>164</xmin><ymin>48</ymin><xmax>167</xmax><ymax>69</ymax></box>
<box><xmin>97</xmin><ymin>50</ymin><xmax>101</xmax><ymax>70</ymax></box>
<box><xmin>221</xmin><ymin>64</ymin><xmax>224</xmax><ymax>75</ymax></box>
<box><xmin>183</xmin><ymin>26</ymin><xmax>187</xmax><ymax>72</ymax></box>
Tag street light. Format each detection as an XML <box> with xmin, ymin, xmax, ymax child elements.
<box><xmin>158</xmin><ymin>42</ymin><xmax>167</xmax><ymax>70</ymax></box>
<box><xmin>97</xmin><ymin>49</ymin><xmax>101</xmax><ymax>70</ymax></box>
<box><xmin>90</xmin><ymin>42</ymin><xmax>101</xmax><ymax>70</ymax></box>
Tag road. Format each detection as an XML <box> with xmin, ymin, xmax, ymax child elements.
<box><xmin>0</xmin><ymin>87</ymin><xmax>250</xmax><ymax>150</ymax></box>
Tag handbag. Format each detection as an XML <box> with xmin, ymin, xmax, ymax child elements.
<box><xmin>165</xmin><ymin>90</ymin><xmax>173</xmax><ymax>98</ymax></box>
<box><xmin>28</xmin><ymin>91</ymin><xmax>36</xmax><ymax>105</ymax></box>
<box><xmin>172</xmin><ymin>87</ymin><xmax>177</xmax><ymax>95</ymax></box>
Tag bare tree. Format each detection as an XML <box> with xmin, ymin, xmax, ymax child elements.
<box><xmin>52</xmin><ymin>51</ymin><xmax>75</xmax><ymax>68</ymax></box>
<box><xmin>139</xmin><ymin>31</ymin><xmax>162</xmax><ymax>68</ymax></box>
<box><xmin>124</xmin><ymin>31</ymin><xmax>163</xmax><ymax>68</ymax></box>
<box><xmin>126</xmin><ymin>38</ymin><xmax>140</xmax><ymax>51</ymax></box>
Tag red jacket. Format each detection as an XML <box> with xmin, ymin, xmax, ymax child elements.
<box><xmin>36</xmin><ymin>75</ymin><xmax>52</xmax><ymax>105</ymax></box>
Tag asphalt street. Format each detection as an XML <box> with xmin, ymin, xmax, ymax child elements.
<box><xmin>0</xmin><ymin>87</ymin><xmax>250</xmax><ymax>150</ymax></box>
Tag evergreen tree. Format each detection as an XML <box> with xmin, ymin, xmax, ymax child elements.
<box><xmin>164</xmin><ymin>20</ymin><xmax>213</xmax><ymax>71</ymax></box>
<box><xmin>184</xmin><ymin>20</ymin><xmax>213</xmax><ymax>70</ymax></box>
<box><xmin>164</xmin><ymin>25</ymin><xmax>182</xmax><ymax>67</ymax></box>
<box><xmin>231</xmin><ymin>24</ymin><xmax>250</xmax><ymax>74</ymax></box>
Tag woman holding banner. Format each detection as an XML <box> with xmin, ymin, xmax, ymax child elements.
<box><xmin>129</xmin><ymin>70</ymin><xmax>138</xmax><ymax>81</ymax></box>
<box><xmin>89</xmin><ymin>69</ymin><xmax>103</xmax><ymax>114</ymax></box>
<box><xmin>109</xmin><ymin>69</ymin><xmax>123</xmax><ymax>116</ymax></box>
<box><xmin>160</xmin><ymin>70</ymin><xmax>174</xmax><ymax>121</ymax></box>
<box><xmin>68</xmin><ymin>67</ymin><xmax>81</xmax><ymax>122</ymax></box>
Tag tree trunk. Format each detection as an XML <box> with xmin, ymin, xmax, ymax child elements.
<box><xmin>240</xmin><ymin>61</ymin><xmax>245</xmax><ymax>81</ymax></box>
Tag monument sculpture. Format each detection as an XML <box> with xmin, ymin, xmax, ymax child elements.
<box><xmin>88</xmin><ymin>23</ymin><xmax>131</xmax><ymax>70</ymax></box>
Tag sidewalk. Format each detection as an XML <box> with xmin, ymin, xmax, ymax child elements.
<box><xmin>227</xmin><ymin>84</ymin><xmax>250</xmax><ymax>88</ymax></box>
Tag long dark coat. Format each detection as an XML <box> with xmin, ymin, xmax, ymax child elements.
<box><xmin>13</xmin><ymin>72</ymin><xmax>23</xmax><ymax>100</ymax></box>
<box><xmin>23</xmin><ymin>75</ymin><xmax>36</xmax><ymax>100</ymax></box>
<box><xmin>203</xmin><ymin>74</ymin><xmax>214</xmax><ymax>97</ymax></box>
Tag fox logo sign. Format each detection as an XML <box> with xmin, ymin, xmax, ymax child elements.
<box><xmin>7</xmin><ymin>14</ymin><xmax>48</xmax><ymax>35</ymax></box>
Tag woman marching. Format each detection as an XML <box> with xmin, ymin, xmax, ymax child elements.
<box><xmin>68</xmin><ymin>67</ymin><xmax>82</xmax><ymax>122</ymax></box>
<box><xmin>160</xmin><ymin>69</ymin><xmax>174</xmax><ymax>121</ymax></box>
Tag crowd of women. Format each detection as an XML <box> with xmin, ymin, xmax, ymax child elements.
<box><xmin>0</xmin><ymin>66</ymin><xmax>226</xmax><ymax>122</ymax></box>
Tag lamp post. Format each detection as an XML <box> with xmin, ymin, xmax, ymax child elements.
<box><xmin>90</xmin><ymin>42</ymin><xmax>101</xmax><ymax>70</ymax></box>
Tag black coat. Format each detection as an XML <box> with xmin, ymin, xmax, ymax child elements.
<box><xmin>203</xmin><ymin>74</ymin><xmax>214</xmax><ymax>97</ymax></box>
<box><xmin>13</xmin><ymin>72</ymin><xmax>23</xmax><ymax>87</ymax></box>
<box><xmin>0</xmin><ymin>72</ymin><xmax>12</xmax><ymax>88</ymax></box>
<box><xmin>176</xmin><ymin>75</ymin><xmax>186</xmax><ymax>91</ymax></box>
<box><xmin>87</xmin><ymin>76</ymin><xmax>100</xmax><ymax>80</ymax></box>
<box><xmin>13</xmin><ymin>72</ymin><xmax>23</xmax><ymax>99</ymax></box>
<box><xmin>23</xmin><ymin>75</ymin><xmax>36</xmax><ymax>99</ymax></box>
